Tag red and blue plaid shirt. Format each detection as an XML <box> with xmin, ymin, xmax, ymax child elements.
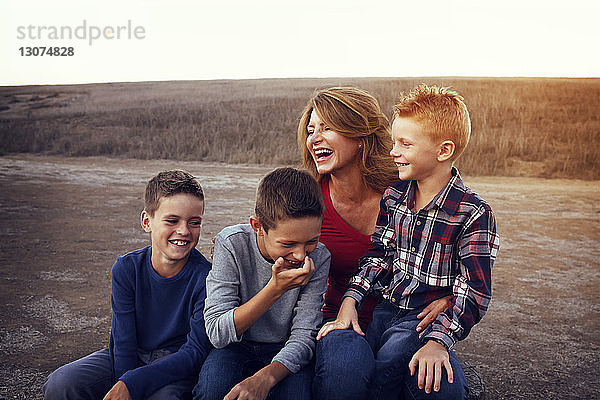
<box><xmin>345</xmin><ymin>168</ymin><xmax>499</xmax><ymax>349</ymax></box>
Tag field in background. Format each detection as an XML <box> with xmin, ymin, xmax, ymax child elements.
<box><xmin>1</xmin><ymin>77</ymin><xmax>599</xmax><ymax>179</ymax></box>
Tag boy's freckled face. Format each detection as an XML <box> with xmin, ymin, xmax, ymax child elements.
<box><xmin>142</xmin><ymin>193</ymin><xmax>204</xmax><ymax>271</ymax></box>
<box><xmin>390</xmin><ymin>117</ymin><xmax>441</xmax><ymax>181</ymax></box>
<box><xmin>254</xmin><ymin>216</ymin><xmax>322</xmax><ymax>268</ymax></box>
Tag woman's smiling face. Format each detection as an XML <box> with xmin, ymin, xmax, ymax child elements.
<box><xmin>305</xmin><ymin>109</ymin><xmax>361</xmax><ymax>175</ymax></box>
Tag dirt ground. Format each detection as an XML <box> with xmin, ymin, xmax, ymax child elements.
<box><xmin>0</xmin><ymin>154</ymin><xmax>598</xmax><ymax>400</ymax></box>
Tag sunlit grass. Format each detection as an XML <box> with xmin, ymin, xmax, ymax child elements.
<box><xmin>1</xmin><ymin>77</ymin><xmax>598</xmax><ymax>179</ymax></box>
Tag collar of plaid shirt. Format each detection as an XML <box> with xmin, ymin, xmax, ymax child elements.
<box><xmin>400</xmin><ymin>166</ymin><xmax>465</xmax><ymax>216</ymax></box>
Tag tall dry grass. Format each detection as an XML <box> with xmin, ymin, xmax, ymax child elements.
<box><xmin>0</xmin><ymin>77</ymin><xmax>598</xmax><ymax>179</ymax></box>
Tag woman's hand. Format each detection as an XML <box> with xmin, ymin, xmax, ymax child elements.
<box><xmin>317</xmin><ymin>297</ymin><xmax>362</xmax><ymax>339</ymax></box>
<box><xmin>416</xmin><ymin>295</ymin><xmax>451</xmax><ymax>337</ymax></box>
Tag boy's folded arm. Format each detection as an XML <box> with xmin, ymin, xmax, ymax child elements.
<box><xmin>110</xmin><ymin>258</ymin><xmax>139</xmax><ymax>379</ymax></box>
<box><xmin>231</xmin><ymin>255</ymin><xmax>316</xmax><ymax>338</ymax></box>
<box><xmin>427</xmin><ymin>207</ymin><xmax>499</xmax><ymax>349</ymax></box>
<box><xmin>119</xmin><ymin>288</ymin><xmax>212</xmax><ymax>400</ymax></box>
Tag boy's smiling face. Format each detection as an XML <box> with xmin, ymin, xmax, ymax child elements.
<box><xmin>390</xmin><ymin>116</ymin><xmax>443</xmax><ymax>182</ymax></box>
<box><xmin>251</xmin><ymin>216</ymin><xmax>322</xmax><ymax>268</ymax></box>
<box><xmin>141</xmin><ymin>193</ymin><xmax>204</xmax><ymax>277</ymax></box>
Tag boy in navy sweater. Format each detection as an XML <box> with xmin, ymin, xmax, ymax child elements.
<box><xmin>44</xmin><ymin>170</ymin><xmax>212</xmax><ymax>400</ymax></box>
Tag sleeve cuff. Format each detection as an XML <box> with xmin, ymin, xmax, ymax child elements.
<box><xmin>225</xmin><ymin>308</ymin><xmax>243</xmax><ymax>345</ymax></box>
<box><xmin>119</xmin><ymin>374</ymin><xmax>141</xmax><ymax>400</ymax></box>
<box><xmin>272</xmin><ymin>355</ymin><xmax>300</xmax><ymax>374</ymax></box>
<box><xmin>424</xmin><ymin>329</ymin><xmax>456</xmax><ymax>350</ymax></box>
<box><xmin>343</xmin><ymin>276</ymin><xmax>372</xmax><ymax>307</ymax></box>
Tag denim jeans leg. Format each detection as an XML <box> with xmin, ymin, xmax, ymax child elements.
<box><xmin>148</xmin><ymin>375</ymin><xmax>196</xmax><ymax>400</ymax></box>
<box><xmin>193</xmin><ymin>344</ymin><xmax>247</xmax><ymax>400</ymax></box>
<box><xmin>402</xmin><ymin>347</ymin><xmax>467</xmax><ymax>400</ymax></box>
<box><xmin>367</xmin><ymin>302</ymin><xmax>467</xmax><ymax>400</ymax></box>
<box><xmin>144</xmin><ymin>349</ymin><xmax>196</xmax><ymax>400</ymax></box>
<box><xmin>367</xmin><ymin>304</ymin><xmax>423</xmax><ymax>400</ymax></box>
<box><xmin>269</xmin><ymin>360</ymin><xmax>313</xmax><ymax>400</ymax></box>
<box><xmin>242</xmin><ymin>340</ymin><xmax>311</xmax><ymax>400</ymax></box>
<box><xmin>313</xmin><ymin>329</ymin><xmax>375</xmax><ymax>400</ymax></box>
<box><xmin>43</xmin><ymin>348</ymin><xmax>114</xmax><ymax>400</ymax></box>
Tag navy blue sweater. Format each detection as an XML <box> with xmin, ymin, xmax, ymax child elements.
<box><xmin>108</xmin><ymin>246</ymin><xmax>212</xmax><ymax>399</ymax></box>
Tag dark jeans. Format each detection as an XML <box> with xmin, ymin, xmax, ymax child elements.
<box><xmin>193</xmin><ymin>340</ymin><xmax>313</xmax><ymax>400</ymax></box>
<box><xmin>313</xmin><ymin>301</ymin><xmax>467</xmax><ymax>400</ymax></box>
<box><xmin>43</xmin><ymin>347</ymin><xmax>195</xmax><ymax>400</ymax></box>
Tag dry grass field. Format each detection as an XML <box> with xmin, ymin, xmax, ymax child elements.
<box><xmin>1</xmin><ymin>77</ymin><xmax>599</xmax><ymax>179</ymax></box>
<box><xmin>0</xmin><ymin>154</ymin><xmax>598</xmax><ymax>400</ymax></box>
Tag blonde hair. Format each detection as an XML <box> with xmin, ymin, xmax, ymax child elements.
<box><xmin>393</xmin><ymin>84</ymin><xmax>471</xmax><ymax>161</ymax></box>
<box><xmin>297</xmin><ymin>87</ymin><xmax>398</xmax><ymax>193</ymax></box>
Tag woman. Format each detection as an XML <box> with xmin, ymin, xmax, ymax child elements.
<box><xmin>297</xmin><ymin>87</ymin><xmax>449</xmax><ymax>399</ymax></box>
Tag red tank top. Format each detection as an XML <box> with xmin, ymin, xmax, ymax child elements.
<box><xmin>319</xmin><ymin>178</ymin><xmax>379</xmax><ymax>330</ymax></box>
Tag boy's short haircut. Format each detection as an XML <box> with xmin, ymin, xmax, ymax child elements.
<box><xmin>255</xmin><ymin>167</ymin><xmax>324</xmax><ymax>232</ymax></box>
<box><xmin>144</xmin><ymin>170</ymin><xmax>204</xmax><ymax>216</ymax></box>
<box><xmin>394</xmin><ymin>84</ymin><xmax>471</xmax><ymax>161</ymax></box>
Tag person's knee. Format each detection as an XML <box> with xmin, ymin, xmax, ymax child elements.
<box><xmin>43</xmin><ymin>368</ymin><xmax>69</xmax><ymax>399</ymax></box>
<box><xmin>43</xmin><ymin>366</ymin><xmax>86</xmax><ymax>400</ymax></box>
<box><xmin>402</xmin><ymin>353</ymin><xmax>467</xmax><ymax>400</ymax></box>
<box><xmin>317</xmin><ymin>330</ymin><xmax>373</xmax><ymax>373</ymax></box>
<box><xmin>313</xmin><ymin>330</ymin><xmax>374</xmax><ymax>400</ymax></box>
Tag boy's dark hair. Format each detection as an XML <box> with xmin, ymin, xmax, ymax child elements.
<box><xmin>144</xmin><ymin>170</ymin><xmax>204</xmax><ymax>216</ymax></box>
<box><xmin>255</xmin><ymin>167</ymin><xmax>324</xmax><ymax>232</ymax></box>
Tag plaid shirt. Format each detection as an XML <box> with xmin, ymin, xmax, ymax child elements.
<box><xmin>345</xmin><ymin>168</ymin><xmax>499</xmax><ymax>349</ymax></box>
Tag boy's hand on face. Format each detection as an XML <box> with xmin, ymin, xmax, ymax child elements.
<box><xmin>408</xmin><ymin>340</ymin><xmax>453</xmax><ymax>394</ymax></box>
<box><xmin>317</xmin><ymin>297</ymin><xmax>363</xmax><ymax>340</ymax></box>
<box><xmin>416</xmin><ymin>295</ymin><xmax>451</xmax><ymax>337</ymax></box>
<box><xmin>102</xmin><ymin>380</ymin><xmax>131</xmax><ymax>400</ymax></box>
<box><xmin>269</xmin><ymin>256</ymin><xmax>314</xmax><ymax>293</ymax></box>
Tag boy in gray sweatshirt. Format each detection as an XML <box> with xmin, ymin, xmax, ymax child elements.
<box><xmin>193</xmin><ymin>167</ymin><xmax>330</xmax><ymax>400</ymax></box>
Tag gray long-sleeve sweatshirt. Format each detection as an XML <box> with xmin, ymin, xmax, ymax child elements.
<box><xmin>204</xmin><ymin>224</ymin><xmax>330</xmax><ymax>373</ymax></box>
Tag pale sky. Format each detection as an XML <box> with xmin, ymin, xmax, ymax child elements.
<box><xmin>1</xmin><ymin>0</ymin><xmax>599</xmax><ymax>85</ymax></box>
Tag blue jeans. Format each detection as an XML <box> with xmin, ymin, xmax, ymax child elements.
<box><xmin>194</xmin><ymin>340</ymin><xmax>313</xmax><ymax>400</ymax></box>
<box><xmin>367</xmin><ymin>301</ymin><xmax>467</xmax><ymax>400</ymax></box>
<box><xmin>43</xmin><ymin>348</ymin><xmax>196</xmax><ymax>400</ymax></box>
<box><xmin>313</xmin><ymin>328</ymin><xmax>375</xmax><ymax>400</ymax></box>
<box><xmin>313</xmin><ymin>302</ymin><xmax>467</xmax><ymax>400</ymax></box>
